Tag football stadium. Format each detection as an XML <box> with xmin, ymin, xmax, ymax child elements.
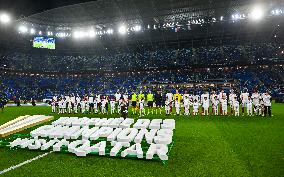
<box><xmin>0</xmin><ymin>0</ymin><xmax>284</xmax><ymax>176</ymax></box>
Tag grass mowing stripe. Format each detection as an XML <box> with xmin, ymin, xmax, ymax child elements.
<box><xmin>0</xmin><ymin>151</ymin><xmax>53</xmax><ymax>175</ymax></box>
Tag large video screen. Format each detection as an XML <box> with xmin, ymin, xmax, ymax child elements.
<box><xmin>33</xmin><ymin>37</ymin><xmax>55</xmax><ymax>50</ymax></box>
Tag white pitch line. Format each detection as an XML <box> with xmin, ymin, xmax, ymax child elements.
<box><xmin>0</xmin><ymin>151</ymin><xmax>53</xmax><ymax>175</ymax></box>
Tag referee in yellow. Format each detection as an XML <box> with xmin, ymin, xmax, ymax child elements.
<box><xmin>147</xmin><ymin>91</ymin><xmax>154</xmax><ymax>115</ymax></box>
<box><xmin>131</xmin><ymin>92</ymin><xmax>137</xmax><ymax>114</ymax></box>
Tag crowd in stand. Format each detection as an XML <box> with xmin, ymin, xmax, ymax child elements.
<box><xmin>0</xmin><ymin>43</ymin><xmax>283</xmax><ymax>103</ymax></box>
<box><xmin>1</xmin><ymin>43</ymin><xmax>283</xmax><ymax>72</ymax></box>
<box><xmin>0</xmin><ymin>66</ymin><xmax>283</xmax><ymax>102</ymax></box>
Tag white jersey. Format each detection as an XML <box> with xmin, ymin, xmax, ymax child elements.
<box><xmin>262</xmin><ymin>94</ymin><xmax>271</xmax><ymax>106</ymax></box>
<box><xmin>193</xmin><ymin>102</ymin><xmax>199</xmax><ymax>110</ymax></box>
<box><xmin>247</xmin><ymin>99</ymin><xmax>253</xmax><ymax>108</ymax></box>
<box><xmin>201</xmin><ymin>93</ymin><xmax>209</xmax><ymax>104</ymax></box>
<box><xmin>115</xmin><ymin>93</ymin><xmax>121</xmax><ymax>102</ymax></box>
<box><xmin>71</xmin><ymin>96</ymin><xmax>76</xmax><ymax>103</ymax></box>
<box><xmin>96</xmin><ymin>95</ymin><xmax>101</xmax><ymax>103</ymax></box>
<box><xmin>123</xmin><ymin>94</ymin><xmax>128</xmax><ymax>102</ymax></box>
<box><xmin>202</xmin><ymin>99</ymin><xmax>210</xmax><ymax>108</ymax></box>
<box><xmin>68</xmin><ymin>101</ymin><xmax>72</xmax><ymax>108</ymax></box>
<box><xmin>81</xmin><ymin>101</ymin><xmax>86</xmax><ymax>109</ymax></box>
<box><xmin>251</xmin><ymin>93</ymin><xmax>260</xmax><ymax>105</ymax></box>
<box><xmin>219</xmin><ymin>92</ymin><xmax>227</xmax><ymax>101</ymax></box>
<box><xmin>193</xmin><ymin>95</ymin><xmax>200</xmax><ymax>102</ymax></box>
<box><xmin>175</xmin><ymin>101</ymin><xmax>180</xmax><ymax>108</ymax></box>
<box><xmin>94</xmin><ymin>100</ymin><xmax>98</xmax><ymax>109</ymax></box>
<box><xmin>221</xmin><ymin>99</ymin><xmax>227</xmax><ymax>108</ymax></box>
<box><xmin>234</xmin><ymin>100</ymin><xmax>240</xmax><ymax>109</ymax></box>
<box><xmin>165</xmin><ymin>101</ymin><xmax>170</xmax><ymax>110</ymax></box>
<box><xmin>212</xmin><ymin>99</ymin><xmax>219</xmax><ymax>108</ymax></box>
<box><xmin>183</xmin><ymin>97</ymin><xmax>190</xmax><ymax>106</ymax></box>
<box><xmin>89</xmin><ymin>97</ymin><xmax>94</xmax><ymax>103</ymax></box>
<box><xmin>210</xmin><ymin>93</ymin><xmax>218</xmax><ymax>102</ymax></box>
<box><xmin>241</xmin><ymin>93</ymin><xmax>249</xmax><ymax>103</ymax></box>
<box><xmin>76</xmin><ymin>97</ymin><xmax>81</xmax><ymax>103</ymax></box>
<box><xmin>102</xmin><ymin>99</ymin><xmax>107</xmax><ymax>107</ymax></box>
<box><xmin>229</xmin><ymin>93</ymin><xmax>237</xmax><ymax>103</ymax></box>
<box><xmin>183</xmin><ymin>94</ymin><xmax>189</xmax><ymax>101</ymax></box>
<box><xmin>53</xmin><ymin>96</ymin><xmax>58</xmax><ymax>102</ymax></box>
<box><xmin>110</xmin><ymin>100</ymin><xmax>116</xmax><ymax>108</ymax></box>
<box><xmin>139</xmin><ymin>100</ymin><xmax>145</xmax><ymax>109</ymax></box>
<box><xmin>166</xmin><ymin>93</ymin><xmax>173</xmax><ymax>102</ymax></box>
<box><xmin>58</xmin><ymin>100</ymin><xmax>63</xmax><ymax>108</ymax></box>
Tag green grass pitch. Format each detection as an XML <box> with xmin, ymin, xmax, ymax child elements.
<box><xmin>0</xmin><ymin>103</ymin><xmax>284</xmax><ymax>177</ymax></box>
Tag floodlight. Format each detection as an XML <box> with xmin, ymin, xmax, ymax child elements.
<box><xmin>0</xmin><ymin>13</ymin><xmax>10</xmax><ymax>24</ymax></box>
<box><xmin>30</xmin><ymin>28</ymin><xmax>35</xmax><ymax>34</ymax></box>
<box><xmin>18</xmin><ymin>26</ymin><xmax>28</xmax><ymax>33</ymax></box>
<box><xmin>250</xmin><ymin>6</ymin><xmax>264</xmax><ymax>20</ymax></box>
<box><xmin>73</xmin><ymin>31</ymin><xmax>85</xmax><ymax>38</ymax></box>
<box><xmin>118</xmin><ymin>25</ymin><xmax>127</xmax><ymax>34</ymax></box>
<box><xmin>134</xmin><ymin>25</ymin><xmax>141</xmax><ymax>32</ymax></box>
<box><xmin>106</xmin><ymin>29</ymin><xmax>113</xmax><ymax>34</ymax></box>
<box><xmin>47</xmin><ymin>31</ymin><xmax>53</xmax><ymax>36</ymax></box>
<box><xmin>88</xmin><ymin>30</ymin><xmax>96</xmax><ymax>38</ymax></box>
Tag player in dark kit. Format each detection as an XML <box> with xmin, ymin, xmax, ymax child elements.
<box><xmin>154</xmin><ymin>91</ymin><xmax>163</xmax><ymax>114</ymax></box>
<box><xmin>121</xmin><ymin>100</ymin><xmax>128</xmax><ymax>118</ymax></box>
<box><xmin>0</xmin><ymin>98</ymin><xmax>6</xmax><ymax>113</ymax></box>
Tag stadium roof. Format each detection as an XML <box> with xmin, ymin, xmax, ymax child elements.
<box><xmin>21</xmin><ymin>0</ymin><xmax>270</xmax><ymax>27</ymax></box>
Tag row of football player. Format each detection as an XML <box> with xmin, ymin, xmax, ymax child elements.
<box><xmin>51</xmin><ymin>91</ymin><xmax>272</xmax><ymax>116</ymax></box>
<box><xmin>51</xmin><ymin>90</ymin><xmax>270</xmax><ymax>105</ymax></box>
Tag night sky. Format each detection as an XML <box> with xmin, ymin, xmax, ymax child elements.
<box><xmin>0</xmin><ymin>0</ymin><xmax>95</xmax><ymax>18</ymax></box>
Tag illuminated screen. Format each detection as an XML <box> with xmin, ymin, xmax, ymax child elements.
<box><xmin>33</xmin><ymin>37</ymin><xmax>55</xmax><ymax>49</ymax></box>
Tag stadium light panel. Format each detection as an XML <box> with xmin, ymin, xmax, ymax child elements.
<box><xmin>118</xmin><ymin>25</ymin><xmax>127</xmax><ymax>35</ymax></box>
<box><xmin>0</xmin><ymin>13</ymin><xmax>11</xmax><ymax>24</ymax></box>
<box><xmin>250</xmin><ymin>6</ymin><xmax>264</xmax><ymax>20</ymax></box>
<box><xmin>18</xmin><ymin>26</ymin><xmax>28</xmax><ymax>33</ymax></box>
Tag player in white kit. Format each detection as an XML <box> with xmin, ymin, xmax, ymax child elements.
<box><xmin>221</xmin><ymin>97</ymin><xmax>228</xmax><ymax>116</ymax></box>
<box><xmin>165</xmin><ymin>99</ymin><xmax>171</xmax><ymax>115</ymax></box>
<box><xmin>247</xmin><ymin>96</ymin><xmax>253</xmax><ymax>116</ymax></box>
<box><xmin>251</xmin><ymin>91</ymin><xmax>261</xmax><ymax>116</ymax></box>
<box><xmin>233</xmin><ymin>97</ymin><xmax>240</xmax><ymax>116</ymax></box>
<box><xmin>240</xmin><ymin>91</ymin><xmax>249</xmax><ymax>116</ymax></box>
<box><xmin>202</xmin><ymin>96</ymin><xmax>210</xmax><ymax>116</ymax></box>
<box><xmin>262</xmin><ymin>92</ymin><xmax>272</xmax><ymax>117</ymax></box>
<box><xmin>139</xmin><ymin>98</ymin><xmax>145</xmax><ymax>117</ymax></box>
<box><xmin>101</xmin><ymin>98</ymin><xmax>107</xmax><ymax>114</ymax></box>
<box><xmin>192</xmin><ymin>99</ymin><xmax>200</xmax><ymax>116</ymax></box>
<box><xmin>67</xmin><ymin>99</ymin><xmax>72</xmax><ymax>114</ymax></box>
<box><xmin>212</xmin><ymin>96</ymin><xmax>219</xmax><ymax>115</ymax></box>
<box><xmin>175</xmin><ymin>98</ymin><xmax>180</xmax><ymax>116</ymax></box>
<box><xmin>183</xmin><ymin>95</ymin><xmax>190</xmax><ymax>116</ymax></box>
<box><xmin>201</xmin><ymin>92</ymin><xmax>209</xmax><ymax>114</ymax></box>
<box><xmin>110</xmin><ymin>99</ymin><xmax>116</xmax><ymax>114</ymax></box>
<box><xmin>51</xmin><ymin>99</ymin><xmax>56</xmax><ymax>113</ymax></box>
<box><xmin>229</xmin><ymin>90</ymin><xmax>237</xmax><ymax>115</ymax></box>
<box><xmin>219</xmin><ymin>90</ymin><xmax>226</xmax><ymax>115</ymax></box>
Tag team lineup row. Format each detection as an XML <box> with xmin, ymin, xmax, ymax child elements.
<box><xmin>51</xmin><ymin>90</ymin><xmax>272</xmax><ymax>117</ymax></box>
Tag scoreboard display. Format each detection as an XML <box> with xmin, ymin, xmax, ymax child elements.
<box><xmin>33</xmin><ymin>37</ymin><xmax>55</xmax><ymax>50</ymax></box>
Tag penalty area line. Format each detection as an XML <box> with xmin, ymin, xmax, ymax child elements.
<box><xmin>0</xmin><ymin>151</ymin><xmax>53</xmax><ymax>175</ymax></box>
